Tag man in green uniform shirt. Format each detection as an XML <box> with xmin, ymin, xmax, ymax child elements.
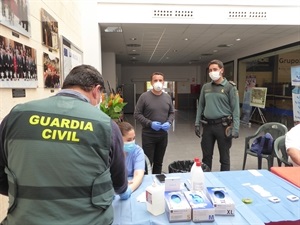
<box><xmin>195</xmin><ymin>59</ymin><xmax>240</xmax><ymax>171</ymax></box>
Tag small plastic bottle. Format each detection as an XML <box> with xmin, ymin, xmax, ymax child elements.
<box><xmin>191</xmin><ymin>161</ymin><xmax>205</xmax><ymax>192</ymax></box>
<box><xmin>190</xmin><ymin>157</ymin><xmax>200</xmax><ymax>173</ymax></box>
<box><xmin>145</xmin><ymin>181</ymin><xmax>165</xmax><ymax>216</ymax></box>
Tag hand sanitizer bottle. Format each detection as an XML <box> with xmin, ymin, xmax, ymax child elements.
<box><xmin>146</xmin><ymin>181</ymin><xmax>165</xmax><ymax>216</ymax></box>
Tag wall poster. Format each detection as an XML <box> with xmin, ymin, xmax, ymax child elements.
<box><xmin>250</xmin><ymin>87</ymin><xmax>268</xmax><ymax>109</ymax></box>
<box><xmin>61</xmin><ymin>36</ymin><xmax>83</xmax><ymax>81</ymax></box>
<box><xmin>0</xmin><ymin>0</ymin><xmax>30</xmax><ymax>37</ymax></box>
<box><xmin>291</xmin><ymin>65</ymin><xmax>300</xmax><ymax>86</ymax></box>
<box><xmin>41</xmin><ymin>8</ymin><xmax>59</xmax><ymax>50</ymax></box>
<box><xmin>0</xmin><ymin>35</ymin><xmax>37</xmax><ymax>88</ymax></box>
<box><xmin>43</xmin><ymin>52</ymin><xmax>60</xmax><ymax>88</ymax></box>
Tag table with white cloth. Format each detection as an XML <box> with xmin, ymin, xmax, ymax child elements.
<box><xmin>112</xmin><ymin>170</ymin><xmax>300</xmax><ymax>225</ymax></box>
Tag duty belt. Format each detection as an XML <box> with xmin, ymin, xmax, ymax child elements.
<box><xmin>205</xmin><ymin>118</ymin><xmax>223</xmax><ymax>124</ymax></box>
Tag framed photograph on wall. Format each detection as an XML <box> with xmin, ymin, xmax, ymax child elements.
<box><xmin>41</xmin><ymin>8</ymin><xmax>58</xmax><ymax>50</ymax></box>
<box><xmin>43</xmin><ymin>52</ymin><xmax>60</xmax><ymax>88</ymax></box>
<box><xmin>0</xmin><ymin>0</ymin><xmax>30</xmax><ymax>37</ymax></box>
<box><xmin>60</xmin><ymin>36</ymin><xmax>83</xmax><ymax>81</ymax></box>
<box><xmin>0</xmin><ymin>34</ymin><xmax>37</xmax><ymax>88</ymax></box>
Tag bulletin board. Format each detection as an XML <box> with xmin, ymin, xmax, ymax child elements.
<box><xmin>250</xmin><ymin>87</ymin><xmax>267</xmax><ymax>109</ymax></box>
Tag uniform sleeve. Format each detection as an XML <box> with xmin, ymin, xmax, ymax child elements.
<box><xmin>195</xmin><ymin>85</ymin><xmax>206</xmax><ymax>125</ymax></box>
<box><xmin>0</xmin><ymin>116</ymin><xmax>8</xmax><ymax>195</ymax></box>
<box><xmin>230</xmin><ymin>86</ymin><xmax>240</xmax><ymax>133</ymax></box>
<box><xmin>109</xmin><ymin>120</ymin><xmax>128</xmax><ymax>194</ymax></box>
<box><xmin>134</xmin><ymin>93</ymin><xmax>152</xmax><ymax>127</ymax></box>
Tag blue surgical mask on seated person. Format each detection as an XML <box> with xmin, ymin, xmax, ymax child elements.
<box><xmin>153</xmin><ymin>82</ymin><xmax>163</xmax><ymax>91</ymax></box>
<box><xmin>209</xmin><ymin>71</ymin><xmax>221</xmax><ymax>81</ymax></box>
<box><xmin>124</xmin><ymin>140</ymin><xmax>135</xmax><ymax>153</ymax></box>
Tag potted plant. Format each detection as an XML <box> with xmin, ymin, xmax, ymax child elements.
<box><xmin>100</xmin><ymin>93</ymin><xmax>127</xmax><ymax>121</ymax></box>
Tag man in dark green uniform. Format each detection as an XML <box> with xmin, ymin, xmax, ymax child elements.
<box><xmin>0</xmin><ymin>65</ymin><xmax>128</xmax><ymax>225</ymax></box>
<box><xmin>195</xmin><ymin>59</ymin><xmax>240</xmax><ymax>171</ymax></box>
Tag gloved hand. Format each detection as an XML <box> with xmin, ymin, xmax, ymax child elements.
<box><xmin>151</xmin><ymin>121</ymin><xmax>162</xmax><ymax>131</ymax></box>
<box><xmin>195</xmin><ymin>125</ymin><xmax>201</xmax><ymax>138</ymax></box>
<box><xmin>119</xmin><ymin>187</ymin><xmax>132</xmax><ymax>200</ymax></box>
<box><xmin>161</xmin><ymin>122</ymin><xmax>171</xmax><ymax>131</ymax></box>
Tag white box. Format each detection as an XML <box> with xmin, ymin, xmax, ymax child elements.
<box><xmin>165</xmin><ymin>191</ymin><xmax>191</xmax><ymax>222</ymax></box>
<box><xmin>206</xmin><ymin>187</ymin><xmax>235</xmax><ymax>216</ymax></box>
<box><xmin>183</xmin><ymin>191</ymin><xmax>215</xmax><ymax>222</ymax></box>
<box><xmin>165</xmin><ymin>177</ymin><xmax>181</xmax><ymax>192</ymax></box>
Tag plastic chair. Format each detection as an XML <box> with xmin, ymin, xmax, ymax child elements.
<box><xmin>242</xmin><ymin>122</ymin><xmax>288</xmax><ymax>170</ymax></box>
<box><xmin>144</xmin><ymin>154</ymin><xmax>152</xmax><ymax>175</ymax></box>
<box><xmin>273</xmin><ymin>135</ymin><xmax>293</xmax><ymax>167</ymax></box>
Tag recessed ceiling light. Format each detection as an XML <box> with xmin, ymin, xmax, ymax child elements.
<box><xmin>217</xmin><ymin>44</ymin><xmax>233</xmax><ymax>48</ymax></box>
<box><xmin>132</xmin><ymin>49</ymin><xmax>136</xmax><ymax>52</ymax></box>
<box><xmin>184</xmin><ymin>38</ymin><xmax>189</xmax><ymax>41</ymax></box>
<box><xmin>104</xmin><ymin>27</ymin><xmax>122</xmax><ymax>33</ymax></box>
<box><xmin>236</xmin><ymin>38</ymin><xmax>241</xmax><ymax>41</ymax></box>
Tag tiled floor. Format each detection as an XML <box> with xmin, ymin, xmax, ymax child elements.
<box><xmin>0</xmin><ymin>109</ymin><xmax>270</xmax><ymax>221</ymax></box>
<box><xmin>123</xmin><ymin>109</ymin><xmax>270</xmax><ymax>173</ymax></box>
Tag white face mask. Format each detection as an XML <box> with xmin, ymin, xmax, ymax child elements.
<box><xmin>94</xmin><ymin>95</ymin><xmax>102</xmax><ymax>109</ymax></box>
<box><xmin>153</xmin><ymin>82</ymin><xmax>163</xmax><ymax>91</ymax></box>
<box><xmin>209</xmin><ymin>71</ymin><xmax>221</xmax><ymax>81</ymax></box>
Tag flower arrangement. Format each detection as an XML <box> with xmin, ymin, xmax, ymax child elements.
<box><xmin>100</xmin><ymin>93</ymin><xmax>127</xmax><ymax>120</ymax></box>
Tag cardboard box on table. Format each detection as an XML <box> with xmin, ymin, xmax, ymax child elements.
<box><xmin>165</xmin><ymin>191</ymin><xmax>191</xmax><ymax>222</ymax></box>
<box><xmin>183</xmin><ymin>190</ymin><xmax>215</xmax><ymax>222</ymax></box>
<box><xmin>206</xmin><ymin>187</ymin><xmax>235</xmax><ymax>216</ymax></box>
<box><xmin>164</xmin><ymin>177</ymin><xmax>191</xmax><ymax>222</ymax></box>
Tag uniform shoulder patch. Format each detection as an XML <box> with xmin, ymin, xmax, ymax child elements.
<box><xmin>229</xmin><ymin>80</ymin><xmax>236</xmax><ymax>86</ymax></box>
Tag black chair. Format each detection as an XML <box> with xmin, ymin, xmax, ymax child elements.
<box><xmin>273</xmin><ymin>135</ymin><xmax>293</xmax><ymax>167</ymax></box>
<box><xmin>242</xmin><ymin>122</ymin><xmax>288</xmax><ymax>170</ymax></box>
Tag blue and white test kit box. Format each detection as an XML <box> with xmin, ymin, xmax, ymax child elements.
<box><xmin>165</xmin><ymin>191</ymin><xmax>191</xmax><ymax>222</ymax></box>
<box><xmin>183</xmin><ymin>191</ymin><xmax>215</xmax><ymax>222</ymax></box>
<box><xmin>206</xmin><ymin>187</ymin><xmax>235</xmax><ymax>216</ymax></box>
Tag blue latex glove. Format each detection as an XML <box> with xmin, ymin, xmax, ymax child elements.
<box><xmin>119</xmin><ymin>187</ymin><xmax>132</xmax><ymax>200</ymax></box>
<box><xmin>151</xmin><ymin>121</ymin><xmax>162</xmax><ymax>131</ymax></box>
<box><xmin>161</xmin><ymin>122</ymin><xmax>171</xmax><ymax>131</ymax></box>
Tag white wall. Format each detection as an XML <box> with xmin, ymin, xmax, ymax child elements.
<box><xmin>121</xmin><ymin>65</ymin><xmax>200</xmax><ymax>94</ymax></box>
<box><xmin>102</xmin><ymin>52</ymin><xmax>117</xmax><ymax>92</ymax></box>
<box><xmin>0</xmin><ymin>0</ymin><xmax>83</xmax><ymax>120</ymax></box>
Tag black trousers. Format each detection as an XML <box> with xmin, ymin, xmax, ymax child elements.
<box><xmin>201</xmin><ymin>123</ymin><xmax>232</xmax><ymax>171</ymax></box>
<box><xmin>142</xmin><ymin>133</ymin><xmax>168</xmax><ymax>174</ymax></box>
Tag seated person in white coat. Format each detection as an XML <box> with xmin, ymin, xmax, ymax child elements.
<box><xmin>285</xmin><ymin>123</ymin><xmax>300</xmax><ymax>166</ymax></box>
<box><xmin>118</xmin><ymin>122</ymin><xmax>145</xmax><ymax>200</ymax></box>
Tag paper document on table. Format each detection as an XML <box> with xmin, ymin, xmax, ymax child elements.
<box><xmin>248</xmin><ymin>170</ymin><xmax>263</xmax><ymax>176</ymax></box>
<box><xmin>136</xmin><ymin>191</ymin><xmax>146</xmax><ymax>202</ymax></box>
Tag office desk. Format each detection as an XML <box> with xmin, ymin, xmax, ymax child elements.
<box><xmin>270</xmin><ymin>167</ymin><xmax>300</xmax><ymax>188</ymax></box>
<box><xmin>113</xmin><ymin>171</ymin><xmax>269</xmax><ymax>225</ymax></box>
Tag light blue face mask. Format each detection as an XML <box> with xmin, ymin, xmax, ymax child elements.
<box><xmin>124</xmin><ymin>140</ymin><xmax>135</xmax><ymax>153</ymax></box>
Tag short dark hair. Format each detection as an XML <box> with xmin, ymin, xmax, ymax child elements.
<box><xmin>118</xmin><ymin>122</ymin><xmax>134</xmax><ymax>136</ymax></box>
<box><xmin>150</xmin><ymin>72</ymin><xmax>164</xmax><ymax>81</ymax></box>
<box><xmin>62</xmin><ymin>64</ymin><xmax>104</xmax><ymax>92</ymax></box>
<box><xmin>208</xmin><ymin>59</ymin><xmax>224</xmax><ymax>69</ymax></box>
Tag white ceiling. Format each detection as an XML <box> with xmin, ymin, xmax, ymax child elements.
<box><xmin>100</xmin><ymin>23</ymin><xmax>300</xmax><ymax>66</ymax></box>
